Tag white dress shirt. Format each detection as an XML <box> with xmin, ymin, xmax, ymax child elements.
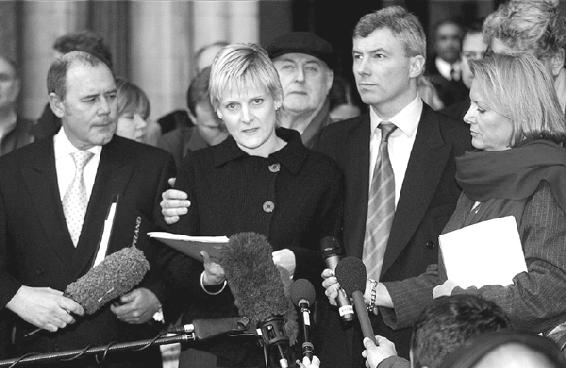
<box><xmin>54</xmin><ymin>128</ymin><xmax>102</xmax><ymax>204</ymax></box>
<box><xmin>435</xmin><ymin>57</ymin><xmax>462</xmax><ymax>81</ymax></box>
<box><xmin>369</xmin><ymin>97</ymin><xmax>423</xmax><ymax>208</ymax></box>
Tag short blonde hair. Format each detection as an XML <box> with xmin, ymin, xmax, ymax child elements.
<box><xmin>483</xmin><ymin>0</ymin><xmax>566</xmax><ymax>59</ymax></box>
<box><xmin>209</xmin><ymin>43</ymin><xmax>283</xmax><ymax>111</ymax></box>
<box><xmin>469</xmin><ymin>53</ymin><xmax>566</xmax><ymax>146</ymax></box>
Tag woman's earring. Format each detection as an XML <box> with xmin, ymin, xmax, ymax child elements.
<box><xmin>217</xmin><ymin>112</ymin><xmax>223</xmax><ymax>119</ymax></box>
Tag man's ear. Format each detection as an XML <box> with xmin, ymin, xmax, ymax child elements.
<box><xmin>49</xmin><ymin>92</ymin><xmax>65</xmax><ymax>118</ymax></box>
<box><xmin>187</xmin><ymin>109</ymin><xmax>197</xmax><ymax>125</ymax></box>
<box><xmin>325</xmin><ymin>69</ymin><xmax>335</xmax><ymax>95</ymax></box>
<box><xmin>409</xmin><ymin>55</ymin><xmax>426</xmax><ymax>79</ymax></box>
<box><xmin>548</xmin><ymin>49</ymin><xmax>565</xmax><ymax>78</ymax></box>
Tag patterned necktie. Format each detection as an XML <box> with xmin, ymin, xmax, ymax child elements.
<box><xmin>63</xmin><ymin>151</ymin><xmax>94</xmax><ymax>247</ymax></box>
<box><xmin>363</xmin><ymin>122</ymin><xmax>398</xmax><ymax>281</ymax></box>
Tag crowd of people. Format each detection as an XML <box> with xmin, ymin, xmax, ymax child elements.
<box><xmin>1</xmin><ymin>0</ymin><xmax>566</xmax><ymax>368</ymax></box>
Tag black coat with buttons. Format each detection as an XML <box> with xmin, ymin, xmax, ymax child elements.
<box><xmin>163</xmin><ymin>127</ymin><xmax>344</xmax><ymax>367</ymax></box>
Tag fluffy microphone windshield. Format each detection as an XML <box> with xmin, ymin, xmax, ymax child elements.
<box><xmin>65</xmin><ymin>247</ymin><xmax>150</xmax><ymax>314</ymax></box>
<box><xmin>290</xmin><ymin>279</ymin><xmax>316</xmax><ymax>307</ymax></box>
<box><xmin>334</xmin><ymin>256</ymin><xmax>367</xmax><ymax>297</ymax></box>
<box><xmin>220</xmin><ymin>233</ymin><xmax>289</xmax><ymax>326</ymax></box>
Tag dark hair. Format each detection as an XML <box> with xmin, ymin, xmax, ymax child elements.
<box><xmin>53</xmin><ymin>30</ymin><xmax>113</xmax><ymax>69</ymax></box>
<box><xmin>439</xmin><ymin>330</ymin><xmax>566</xmax><ymax>368</ymax></box>
<box><xmin>465</xmin><ymin>18</ymin><xmax>485</xmax><ymax>36</ymax></box>
<box><xmin>186</xmin><ymin>66</ymin><xmax>212</xmax><ymax>116</ymax></box>
<box><xmin>47</xmin><ymin>51</ymin><xmax>111</xmax><ymax>99</ymax></box>
<box><xmin>433</xmin><ymin>18</ymin><xmax>465</xmax><ymax>39</ymax></box>
<box><xmin>411</xmin><ymin>295</ymin><xmax>511</xmax><ymax>368</ymax></box>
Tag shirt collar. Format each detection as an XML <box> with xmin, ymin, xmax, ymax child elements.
<box><xmin>213</xmin><ymin>127</ymin><xmax>308</xmax><ymax>175</ymax></box>
<box><xmin>435</xmin><ymin>57</ymin><xmax>462</xmax><ymax>80</ymax></box>
<box><xmin>54</xmin><ymin>127</ymin><xmax>102</xmax><ymax>159</ymax></box>
<box><xmin>369</xmin><ymin>96</ymin><xmax>423</xmax><ymax>138</ymax></box>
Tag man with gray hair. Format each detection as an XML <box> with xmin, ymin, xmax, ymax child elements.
<box><xmin>0</xmin><ymin>51</ymin><xmax>175</xmax><ymax>367</ymax></box>
<box><xmin>319</xmin><ymin>6</ymin><xmax>470</xmax><ymax>366</ymax></box>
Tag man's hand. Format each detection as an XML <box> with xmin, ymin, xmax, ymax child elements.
<box><xmin>110</xmin><ymin>287</ymin><xmax>161</xmax><ymax>324</ymax></box>
<box><xmin>296</xmin><ymin>355</ymin><xmax>320</xmax><ymax>368</ymax></box>
<box><xmin>201</xmin><ymin>251</ymin><xmax>226</xmax><ymax>285</ymax></box>
<box><xmin>362</xmin><ymin>335</ymin><xmax>398</xmax><ymax>368</ymax></box>
<box><xmin>6</xmin><ymin>285</ymin><xmax>84</xmax><ymax>332</ymax></box>
<box><xmin>160</xmin><ymin>177</ymin><xmax>191</xmax><ymax>225</ymax></box>
<box><xmin>433</xmin><ymin>279</ymin><xmax>457</xmax><ymax>299</ymax></box>
<box><xmin>272</xmin><ymin>249</ymin><xmax>296</xmax><ymax>278</ymax></box>
<box><xmin>321</xmin><ymin>268</ymin><xmax>340</xmax><ymax>306</ymax></box>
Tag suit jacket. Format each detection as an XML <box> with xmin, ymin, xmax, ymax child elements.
<box><xmin>425</xmin><ymin>59</ymin><xmax>469</xmax><ymax>108</ymax></box>
<box><xmin>0</xmin><ymin>135</ymin><xmax>175</xmax><ymax>367</ymax></box>
<box><xmin>315</xmin><ymin>103</ymin><xmax>470</xmax><ymax>366</ymax></box>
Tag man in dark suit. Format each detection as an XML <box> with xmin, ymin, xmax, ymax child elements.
<box><xmin>319</xmin><ymin>6</ymin><xmax>470</xmax><ymax>367</ymax></box>
<box><xmin>0</xmin><ymin>51</ymin><xmax>175</xmax><ymax>367</ymax></box>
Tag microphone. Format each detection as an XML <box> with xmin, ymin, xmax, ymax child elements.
<box><xmin>290</xmin><ymin>279</ymin><xmax>316</xmax><ymax>360</ymax></box>
<box><xmin>220</xmin><ymin>232</ymin><xmax>297</xmax><ymax>368</ymax></box>
<box><xmin>334</xmin><ymin>256</ymin><xmax>376</xmax><ymax>344</ymax></box>
<box><xmin>26</xmin><ymin>247</ymin><xmax>150</xmax><ymax>337</ymax></box>
<box><xmin>320</xmin><ymin>236</ymin><xmax>354</xmax><ymax>322</ymax></box>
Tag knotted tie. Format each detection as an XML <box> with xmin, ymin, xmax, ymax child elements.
<box><xmin>63</xmin><ymin>151</ymin><xmax>94</xmax><ymax>247</ymax></box>
<box><xmin>363</xmin><ymin>122</ymin><xmax>398</xmax><ymax>281</ymax></box>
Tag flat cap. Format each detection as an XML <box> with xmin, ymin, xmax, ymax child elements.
<box><xmin>266</xmin><ymin>32</ymin><xmax>335</xmax><ymax>69</ymax></box>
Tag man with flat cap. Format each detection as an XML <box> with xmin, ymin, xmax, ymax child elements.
<box><xmin>266</xmin><ymin>32</ymin><xmax>336</xmax><ymax>148</ymax></box>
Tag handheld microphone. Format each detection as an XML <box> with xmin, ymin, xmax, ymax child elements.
<box><xmin>320</xmin><ymin>236</ymin><xmax>354</xmax><ymax>322</ymax></box>
<box><xmin>335</xmin><ymin>256</ymin><xmax>376</xmax><ymax>344</ymax></box>
<box><xmin>26</xmin><ymin>247</ymin><xmax>150</xmax><ymax>337</ymax></box>
<box><xmin>290</xmin><ymin>279</ymin><xmax>316</xmax><ymax>360</ymax></box>
<box><xmin>220</xmin><ymin>232</ymin><xmax>297</xmax><ymax>368</ymax></box>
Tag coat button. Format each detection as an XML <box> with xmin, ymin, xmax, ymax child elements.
<box><xmin>263</xmin><ymin>201</ymin><xmax>275</xmax><ymax>213</ymax></box>
<box><xmin>425</xmin><ymin>240</ymin><xmax>436</xmax><ymax>249</ymax></box>
<box><xmin>268</xmin><ymin>163</ymin><xmax>281</xmax><ymax>173</ymax></box>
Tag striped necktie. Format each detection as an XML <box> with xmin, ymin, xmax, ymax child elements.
<box><xmin>362</xmin><ymin>122</ymin><xmax>397</xmax><ymax>281</ymax></box>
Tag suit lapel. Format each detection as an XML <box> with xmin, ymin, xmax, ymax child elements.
<box><xmin>22</xmin><ymin>139</ymin><xmax>76</xmax><ymax>264</ymax></box>
<box><xmin>71</xmin><ymin>138</ymin><xmax>134</xmax><ymax>278</ymax></box>
<box><xmin>382</xmin><ymin>106</ymin><xmax>451</xmax><ymax>274</ymax></box>
<box><xmin>344</xmin><ymin>116</ymin><xmax>371</xmax><ymax>258</ymax></box>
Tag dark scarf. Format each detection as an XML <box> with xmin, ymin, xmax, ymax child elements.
<box><xmin>455</xmin><ymin>140</ymin><xmax>566</xmax><ymax>213</ymax></box>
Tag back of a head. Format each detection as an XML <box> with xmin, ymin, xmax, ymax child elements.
<box><xmin>186</xmin><ymin>66</ymin><xmax>212</xmax><ymax>116</ymax></box>
<box><xmin>208</xmin><ymin>43</ymin><xmax>283</xmax><ymax>110</ymax></box>
<box><xmin>53</xmin><ymin>30</ymin><xmax>113</xmax><ymax>69</ymax></box>
<box><xmin>353</xmin><ymin>6</ymin><xmax>427</xmax><ymax>60</ymax></box>
<box><xmin>439</xmin><ymin>331</ymin><xmax>566</xmax><ymax>368</ymax></box>
<box><xmin>483</xmin><ymin>0</ymin><xmax>566</xmax><ymax>59</ymax></box>
<box><xmin>195</xmin><ymin>41</ymin><xmax>230</xmax><ymax>72</ymax></box>
<box><xmin>411</xmin><ymin>295</ymin><xmax>510</xmax><ymax>368</ymax></box>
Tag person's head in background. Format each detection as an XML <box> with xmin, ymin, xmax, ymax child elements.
<box><xmin>266</xmin><ymin>32</ymin><xmax>334</xmax><ymax>127</ymax></box>
<box><xmin>186</xmin><ymin>66</ymin><xmax>228</xmax><ymax>146</ymax></box>
<box><xmin>194</xmin><ymin>41</ymin><xmax>230</xmax><ymax>73</ymax></box>
<box><xmin>52</xmin><ymin>30</ymin><xmax>113</xmax><ymax>70</ymax></box>
<box><xmin>461</xmin><ymin>19</ymin><xmax>487</xmax><ymax>89</ymax></box>
<box><xmin>439</xmin><ymin>331</ymin><xmax>566</xmax><ymax>368</ymax></box>
<box><xmin>352</xmin><ymin>6</ymin><xmax>426</xmax><ymax>117</ymax></box>
<box><xmin>115</xmin><ymin>78</ymin><xmax>150</xmax><ymax>143</ymax></box>
<box><xmin>0</xmin><ymin>55</ymin><xmax>20</xmax><ymax>114</ymax></box>
<box><xmin>483</xmin><ymin>0</ymin><xmax>566</xmax><ymax>112</ymax></box>
<box><xmin>410</xmin><ymin>295</ymin><xmax>511</xmax><ymax>368</ymax></box>
<box><xmin>433</xmin><ymin>19</ymin><xmax>465</xmax><ymax>64</ymax></box>
<box><xmin>209</xmin><ymin>43</ymin><xmax>284</xmax><ymax>158</ymax></box>
<box><xmin>328</xmin><ymin>74</ymin><xmax>362</xmax><ymax>121</ymax></box>
<box><xmin>465</xmin><ymin>53</ymin><xmax>566</xmax><ymax>152</ymax></box>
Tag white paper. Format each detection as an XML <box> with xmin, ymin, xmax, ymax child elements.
<box><xmin>439</xmin><ymin>216</ymin><xmax>527</xmax><ymax>288</ymax></box>
<box><xmin>93</xmin><ymin>201</ymin><xmax>117</xmax><ymax>267</ymax></box>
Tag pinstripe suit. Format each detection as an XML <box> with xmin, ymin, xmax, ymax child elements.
<box><xmin>383</xmin><ymin>181</ymin><xmax>566</xmax><ymax>335</ymax></box>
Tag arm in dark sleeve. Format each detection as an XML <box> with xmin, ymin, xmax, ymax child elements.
<box><xmin>451</xmin><ymin>182</ymin><xmax>566</xmax><ymax>332</ymax></box>
<box><xmin>292</xmin><ymin>165</ymin><xmax>344</xmax><ymax>284</ymax></box>
<box><xmin>0</xmin><ymin>183</ymin><xmax>21</xmax><ymax>309</ymax></box>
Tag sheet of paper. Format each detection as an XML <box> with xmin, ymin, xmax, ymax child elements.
<box><xmin>439</xmin><ymin>216</ymin><xmax>527</xmax><ymax>288</ymax></box>
<box><xmin>148</xmin><ymin>232</ymin><xmax>228</xmax><ymax>261</ymax></box>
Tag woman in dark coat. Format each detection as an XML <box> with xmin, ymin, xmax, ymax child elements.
<box><xmin>162</xmin><ymin>43</ymin><xmax>343</xmax><ymax>368</ymax></box>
